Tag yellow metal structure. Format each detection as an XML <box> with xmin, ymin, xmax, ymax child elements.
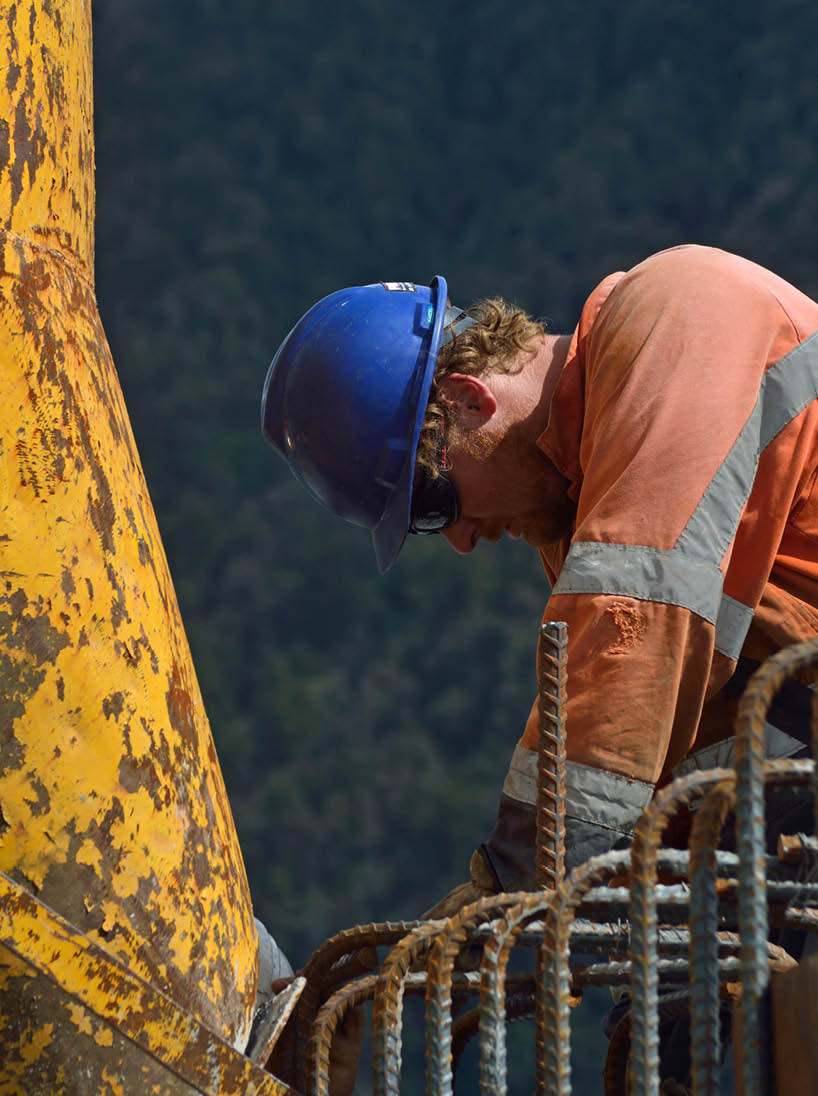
<box><xmin>0</xmin><ymin>872</ymin><xmax>292</xmax><ymax>1095</ymax></box>
<box><xmin>0</xmin><ymin>0</ymin><xmax>259</xmax><ymax>1085</ymax></box>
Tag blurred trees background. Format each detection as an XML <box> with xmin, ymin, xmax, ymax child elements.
<box><xmin>91</xmin><ymin>1</ymin><xmax>818</xmax><ymax>1088</ymax></box>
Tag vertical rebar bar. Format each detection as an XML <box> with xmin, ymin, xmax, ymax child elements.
<box><xmin>535</xmin><ymin>622</ymin><xmax>568</xmax><ymax>1096</ymax></box>
<box><xmin>537</xmin><ymin>622</ymin><xmax>568</xmax><ymax>892</ymax></box>
<box><xmin>628</xmin><ymin>769</ymin><xmax>732</xmax><ymax>1096</ymax></box>
<box><xmin>425</xmin><ymin>894</ymin><xmax>521</xmax><ymax>1096</ymax></box>
<box><xmin>733</xmin><ymin>641</ymin><xmax>818</xmax><ymax>1095</ymax></box>
<box><xmin>689</xmin><ymin>779</ymin><xmax>735</xmax><ymax>1096</ymax></box>
<box><xmin>538</xmin><ymin>848</ymin><xmax>633</xmax><ymax>1095</ymax></box>
<box><xmin>477</xmin><ymin>892</ymin><xmax>554</xmax><ymax>1095</ymax></box>
<box><xmin>373</xmin><ymin>922</ymin><xmax>441</xmax><ymax>1096</ymax></box>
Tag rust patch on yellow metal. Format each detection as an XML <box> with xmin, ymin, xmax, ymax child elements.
<box><xmin>0</xmin><ymin>0</ymin><xmax>260</xmax><ymax>1079</ymax></box>
<box><xmin>0</xmin><ymin>875</ymin><xmax>295</xmax><ymax>1095</ymax></box>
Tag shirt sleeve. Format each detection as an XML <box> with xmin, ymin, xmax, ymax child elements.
<box><xmin>537</xmin><ymin>246</ymin><xmax>801</xmax><ymax>782</ymax></box>
<box><xmin>484</xmin><ymin>246</ymin><xmax>807</xmax><ymax>890</ymax></box>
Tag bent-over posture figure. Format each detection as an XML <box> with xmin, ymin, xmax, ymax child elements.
<box><xmin>262</xmin><ymin>246</ymin><xmax>818</xmax><ymax>1083</ymax></box>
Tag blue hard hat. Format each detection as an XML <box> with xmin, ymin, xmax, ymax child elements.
<box><xmin>261</xmin><ymin>276</ymin><xmax>450</xmax><ymax>572</ymax></box>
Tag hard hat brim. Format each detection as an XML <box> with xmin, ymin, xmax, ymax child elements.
<box><xmin>371</xmin><ymin>274</ymin><xmax>448</xmax><ymax>573</ymax></box>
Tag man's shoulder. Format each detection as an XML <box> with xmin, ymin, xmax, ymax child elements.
<box><xmin>590</xmin><ymin>244</ymin><xmax>810</xmax><ymax>329</ymax></box>
<box><xmin>628</xmin><ymin>243</ymin><xmax>772</xmax><ymax>290</ymax></box>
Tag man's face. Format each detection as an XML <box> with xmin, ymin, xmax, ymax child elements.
<box><xmin>440</xmin><ymin>420</ymin><xmax>575</xmax><ymax>554</ymax></box>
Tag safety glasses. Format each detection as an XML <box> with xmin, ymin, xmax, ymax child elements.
<box><xmin>409</xmin><ymin>446</ymin><xmax>459</xmax><ymax>534</ymax></box>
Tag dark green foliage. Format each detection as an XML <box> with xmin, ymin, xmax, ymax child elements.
<box><xmin>93</xmin><ymin>2</ymin><xmax>818</xmax><ymax>1087</ymax></box>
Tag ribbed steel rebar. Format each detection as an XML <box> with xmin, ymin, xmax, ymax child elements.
<box><xmin>308</xmin><ymin>973</ymin><xmax>379</xmax><ymax>1096</ymax></box>
<box><xmin>537</xmin><ymin>622</ymin><xmax>568</xmax><ymax>892</ymax></box>
<box><xmin>424</xmin><ymin>893</ymin><xmax>523</xmax><ymax>1096</ymax></box>
<box><xmin>294</xmin><ymin>920</ymin><xmax>420</xmax><ymax>1088</ymax></box>
<box><xmin>373</xmin><ymin>922</ymin><xmax>443</xmax><ymax>1096</ymax></box>
<box><xmin>452</xmin><ymin>977</ymin><xmax>536</xmax><ymax>1082</ymax></box>
<box><xmin>539</xmin><ymin>848</ymin><xmax>635</xmax><ymax>1096</ymax></box>
<box><xmin>309</xmin><ymin>971</ymin><xmax>482</xmax><ymax>1095</ymax></box>
<box><xmin>628</xmin><ymin>768</ymin><xmax>733</xmax><ymax>1096</ymax></box>
<box><xmin>574</xmin><ymin>948</ymin><xmax>794</xmax><ymax>987</ymax></box>
<box><xmin>734</xmin><ymin>639</ymin><xmax>818</xmax><ymax>1096</ymax></box>
<box><xmin>688</xmin><ymin>778</ymin><xmax>735</xmax><ymax>1096</ymax></box>
<box><xmin>478</xmin><ymin>892</ymin><xmax>558</xmax><ymax>1096</ymax></box>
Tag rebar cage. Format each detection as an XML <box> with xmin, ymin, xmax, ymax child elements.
<box><xmin>280</xmin><ymin>630</ymin><xmax>818</xmax><ymax>1096</ymax></box>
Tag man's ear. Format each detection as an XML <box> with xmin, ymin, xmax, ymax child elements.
<box><xmin>437</xmin><ymin>374</ymin><xmax>497</xmax><ymax>429</ymax></box>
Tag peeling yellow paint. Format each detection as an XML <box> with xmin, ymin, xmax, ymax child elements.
<box><xmin>66</xmin><ymin>1001</ymin><xmax>96</xmax><ymax>1038</ymax></box>
<box><xmin>94</xmin><ymin>1026</ymin><xmax>114</xmax><ymax>1049</ymax></box>
<box><xmin>75</xmin><ymin>838</ymin><xmax>103</xmax><ymax>875</ymax></box>
<box><xmin>100</xmin><ymin>1066</ymin><xmax>126</xmax><ymax>1095</ymax></box>
<box><xmin>0</xmin><ymin>0</ymin><xmax>258</xmax><ymax>1076</ymax></box>
<box><xmin>17</xmin><ymin>1020</ymin><xmax>55</xmax><ymax>1065</ymax></box>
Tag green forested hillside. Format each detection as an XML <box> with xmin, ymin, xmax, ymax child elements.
<box><xmin>91</xmin><ymin>2</ymin><xmax>818</xmax><ymax>1088</ymax></box>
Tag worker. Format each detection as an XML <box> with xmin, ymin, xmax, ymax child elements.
<box><xmin>261</xmin><ymin>247</ymin><xmax>818</xmax><ymax>1087</ymax></box>
<box><xmin>262</xmin><ymin>244</ymin><xmax>818</xmax><ymax>895</ymax></box>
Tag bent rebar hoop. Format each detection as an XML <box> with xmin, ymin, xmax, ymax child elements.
<box><xmin>424</xmin><ymin>892</ymin><xmax>526</xmax><ymax>1096</ymax></box>
<box><xmin>628</xmin><ymin>767</ymin><xmax>734</xmax><ymax>1096</ymax></box>
<box><xmin>734</xmin><ymin>639</ymin><xmax>818</xmax><ymax>1096</ymax></box>
<box><xmin>689</xmin><ymin>778</ymin><xmax>736</xmax><ymax>1096</ymax></box>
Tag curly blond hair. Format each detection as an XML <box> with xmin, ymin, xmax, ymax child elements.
<box><xmin>415</xmin><ymin>298</ymin><xmax>545</xmax><ymax>478</ymax></box>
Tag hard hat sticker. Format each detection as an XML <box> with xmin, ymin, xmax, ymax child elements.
<box><xmin>381</xmin><ymin>282</ymin><xmax>417</xmax><ymax>292</ymax></box>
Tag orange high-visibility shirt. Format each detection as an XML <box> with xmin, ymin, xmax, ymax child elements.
<box><xmin>522</xmin><ymin>245</ymin><xmax>818</xmax><ymax>786</ymax></box>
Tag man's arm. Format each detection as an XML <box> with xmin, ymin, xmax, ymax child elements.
<box><xmin>486</xmin><ymin>247</ymin><xmax>813</xmax><ymax>887</ymax></box>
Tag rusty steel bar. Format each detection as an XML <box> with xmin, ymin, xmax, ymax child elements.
<box><xmin>452</xmin><ymin>977</ymin><xmax>535</xmax><ymax>1083</ymax></box>
<box><xmin>628</xmin><ymin>756</ymin><xmax>813</xmax><ymax>1096</ymax></box>
<box><xmin>308</xmin><ymin>973</ymin><xmax>380</xmax><ymax>1096</ymax></box>
<box><xmin>734</xmin><ymin>639</ymin><xmax>818</xmax><ymax>1096</ymax></box>
<box><xmin>478</xmin><ymin>891</ymin><xmax>556</xmax><ymax>1095</ymax></box>
<box><xmin>373</xmin><ymin>921</ymin><xmax>443</xmax><ymax>1096</ymax></box>
<box><xmin>291</xmin><ymin>920</ymin><xmax>418</xmax><ymax>1087</ymax></box>
<box><xmin>309</xmin><ymin>969</ymin><xmax>485</xmax><ymax>1096</ymax></box>
<box><xmin>538</xmin><ymin>848</ymin><xmax>635</xmax><ymax>1096</ymax></box>
<box><xmin>471</xmin><ymin>895</ymin><xmax>812</xmax><ymax>951</ymax></box>
<box><xmin>583</xmin><ymin>877</ymin><xmax>818</xmax><ymax>925</ymax></box>
<box><xmin>537</xmin><ymin>622</ymin><xmax>568</xmax><ymax>891</ymax></box>
<box><xmin>0</xmin><ymin>873</ymin><xmax>294</xmax><ymax>1096</ymax></box>
<box><xmin>688</xmin><ymin>778</ymin><xmax>736</xmax><ymax>1096</ymax></box>
<box><xmin>573</xmin><ymin>947</ymin><xmax>794</xmax><ymax>987</ymax></box>
<box><xmin>425</xmin><ymin>893</ymin><xmax>524</xmax><ymax>1096</ymax></box>
<box><xmin>628</xmin><ymin>767</ymin><xmax>734</xmax><ymax>1096</ymax></box>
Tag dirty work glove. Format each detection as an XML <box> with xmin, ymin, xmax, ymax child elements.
<box><xmin>421</xmin><ymin>847</ymin><xmax>500</xmax><ymax>921</ymax></box>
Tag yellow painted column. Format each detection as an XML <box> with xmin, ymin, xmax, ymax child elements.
<box><xmin>0</xmin><ymin>0</ymin><xmax>258</xmax><ymax>1075</ymax></box>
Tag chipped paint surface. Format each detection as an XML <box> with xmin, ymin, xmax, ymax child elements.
<box><xmin>0</xmin><ymin>875</ymin><xmax>294</xmax><ymax>1095</ymax></box>
<box><xmin>0</xmin><ymin>0</ymin><xmax>258</xmax><ymax>1077</ymax></box>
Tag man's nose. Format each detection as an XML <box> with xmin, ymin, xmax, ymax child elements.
<box><xmin>441</xmin><ymin>518</ymin><xmax>480</xmax><ymax>554</ymax></box>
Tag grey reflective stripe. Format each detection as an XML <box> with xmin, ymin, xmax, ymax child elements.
<box><xmin>552</xmin><ymin>542</ymin><xmax>723</xmax><ymax>623</ymax></box>
<box><xmin>502</xmin><ymin>743</ymin><xmax>540</xmax><ymax>803</ymax></box>
<box><xmin>502</xmin><ymin>745</ymin><xmax>653</xmax><ymax>833</ymax></box>
<box><xmin>553</xmin><ymin>329</ymin><xmax>818</xmax><ymax>655</ymax></box>
<box><xmin>714</xmin><ymin>593</ymin><xmax>754</xmax><ymax>659</ymax></box>
<box><xmin>761</xmin><ymin>332</ymin><xmax>818</xmax><ymax>449</ymax></box>
<box><xmin>563</xmin><ymin>758</ymin><xmax>653</xmax><ymax>833</ymax></box>
<box><xmin>674</xmin><ymin>395</ymin><xmax>762</xmax><ymax>561</ymax></box>
<box><xmin>672</xmin><ymin>722</ymin><xmax>804</xmax><ymax>780</ymax></box>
